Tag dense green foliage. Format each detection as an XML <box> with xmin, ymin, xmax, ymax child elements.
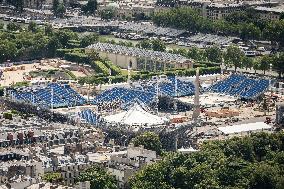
<box><xmin>224</xmin><ymin>45</ymin><xmax>245</xmax><ymax>71</ymax></box>
<box><xmin>103</xmin><ymin>60</ymin><xmax>122</xmax><ymax>75</ymax></box>
<box><xmin>76</xmin><ymin>165</ymin><xmax>117</xmax><ymax>189</ymax></box>
<box><xmin>82</xmin><ymin>0</ymin><xmax>98</xmax><ymax>14</ymax></box>
<box><xmin>6</xmin><ymin>0</ymin><xmax>24</xmax><ymax>11</ymax></box>
<box><xmin>99</xmin><ymin>7</ymin><xmax>116</xmax><ymax>20</ymax></box>
<box><xmin>136</xmin><ymin>39</ymin><xmax>166</xmax><ymax>52</ymax></box>
<box><xmin>3</xmin><ymin>112</ymin><xmax>13</xmax><ymax>120</ymax></box>
<box><xmin>92</xmin><ymin>60</ymin><xmax>109</xmax><ymax>75</ymax></box>
<box><xmin>53</xmin><ymin>0</ymin><xmax>66</xmax><ymax>18</ymax></box>
<box><xmin>130</xmin><ymin>132</ymin><xmax>284</xmax><ymax>189</ymax></box>
<box><xmin>11</xmin><ymin>81</ymin><xmax>29</xmax><ymax>87</ymax></box>
<box><xmin>42</xmin><ymin>172</ymin><xmax>63</xmax><ymax>183</ymax></box>
<box><xmin>152</xmin><ymin>7</ymin><xmax>284</xmax><ymax>45</ymax></box>
<box><xmin>0</xmin><ymin>24</ymin><xmax>102</xmax><ymax>63</ymax></box>
<box><xmin>132</xmin><ymin>132</ymin><xmax>163</xmax><ymax>155</ymax></box>
<box><xmin>80</xmin><ymin>33</ymin><xmax>99</xmax><ymax>47</ymax></box>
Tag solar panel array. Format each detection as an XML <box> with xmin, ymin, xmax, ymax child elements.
<box><xmin>87</xmin><ymin>42</ymin><xmax>188</xmax><ymax>63</ymax></box>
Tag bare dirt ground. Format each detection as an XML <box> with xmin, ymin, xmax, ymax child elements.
<box><xmin>0</xmin><ymin>60</ymin><xmax>89</xmax><ymax>86</ymax></box>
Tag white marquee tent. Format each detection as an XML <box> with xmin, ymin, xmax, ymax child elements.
<box><xmin>103</xmin><ymin>104</ymin><xmax>169</xmax><ymax>126</ymax></box>
<box><xmin>218</xmin><ymin>122</ymin><xmax>272</xmax><ymax>135</ymax></box>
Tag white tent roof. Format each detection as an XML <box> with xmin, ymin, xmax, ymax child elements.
<box><xmin>59</xmin><ymin>64</ymin><xmax>70</xmax><ymax>68</ymax></box>
<box><xmin>218</xmin><ymin>122</ymin><xmax>272</xmax><ymax>134</ymax></box>
<box><xmin>178</xmin><ymin>146</ymin><xmax>199</xmax><ymax>153</ymax></box>
<box><xmin>104</xmin><ymin>104</ymin><xmax>168</xmax><ymax>126</ymax></box>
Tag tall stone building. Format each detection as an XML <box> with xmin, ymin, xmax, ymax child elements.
<box><xmin>2</xmin><ymin>0</ymin><xmax>75</xmax><ymax>9</ymax></box>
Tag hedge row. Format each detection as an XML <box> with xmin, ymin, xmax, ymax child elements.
<box><xmin>79</xmin><ymin>66</ymin><xmax>220</xmax><ymax>85</ymax></box>
<box><xmin>91</xmin><ymin>61</ymin><xmax>109</xmax><ymax>75</ymax></box>
<box><xmin>56</xmin><ymin>48</ymin><xmax>84</xmax><ymax>58</ymax></box>
<box><xmin>132</xmin><ymin>66</ymin><xmax>220</xmax><ymax>80</ymax></box>
<box><xmin>64</xmin><ymin>52</ymin><xmax>90</xmax><ymax>65</ymax></box>
<box><xmin>78</xmin><ymin>75</ymin><xmax>127</xmax><ymax>85</ymax></box>
<box><xmin>103</xmin><ymin>60</ymin><xmax>122</xmax><ymax>75</ymax></box>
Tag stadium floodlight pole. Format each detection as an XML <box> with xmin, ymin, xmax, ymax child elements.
<box><xmin>174</xmin><ymin>75</ymin><xmax>178</xmax><ymax>112</ymax></box>
<box><xmin>127</xmin><ymin>65</ymin><xmax>131</xmax><ymax>85</ymax></box>
<box><xmin>51</xmin><ymin>87</ymin><xmax>54</xmax><ymax>110</ymax></box>
<box><xmin>156</xmin><ymin>76</ymin><xmax>159</xmax><ymax>115</ymax></box>
<box><xmin>221</xmin><ymin>57</ymin><xmax>225</xmax><ymax>75</ymax></box>
<box><xmin>87</xmin><ymin>84</ymin><xmax>90</xmax><ymax>104</ymax></box>
<box><xmin>32</xmin><ymin>93</ymin><xmax>35</xmax><ymax>104</ymax></box>
<box><xmin>108</xmin><ymin>68</ymin><xmax>112</xmax><ymax>85</ymax></box>
<box><xmin>268</xmin><ymin>62</ymin><xmax>273</xmax><ymax>114</ymax></box>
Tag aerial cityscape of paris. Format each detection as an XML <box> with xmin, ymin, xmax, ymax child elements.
<box><xmin>0</xmin><ymin>0</ymin><xmax>283</xmax><ymax>188</ymax></box>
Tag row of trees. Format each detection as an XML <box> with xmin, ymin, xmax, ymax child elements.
<box><xmin>104</xmin><ymin>38</ymin><xmax>283</xmax><ymax>77</ymax></box>
<box><xmin>152</xmin><ymin>7</ymin><xmax>284</xmax><ymax>46</ymax></box>
<box><xmin>169</xmin><ymin>45</ymin><xmax>284</xmax><ymax>76</ymax></box>
<box><xmin>136</xmin><ymin>39</ymin><xmax>166</xmax><ymax>52</ymax></box>
<box><xmin>130</xmin><ymin>132</ymin><xmax>284</xmax><ymax>189</ymax></box>
<box><xmin>0</xmin><ymin>22</ymin><xmax>100</xmax><ymax>63</ymax></box>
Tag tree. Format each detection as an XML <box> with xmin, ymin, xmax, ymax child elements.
<box><xmin>53</xmin><ymin>30</ymin><xmax>78</xmax><ymax>48</ymax></box>
<box><xmin>272</xmin><ymin>53</ymin><xmax>284</xmax><ymax>78</ymax></box>
<box><xmin>151</xmin><ymin>39</ymin><xmax>166</xmax><ymax>52</ymax></box>
<box><xmin>187</xmin><ymin>47</ymin><xmax>204</xmax><ymax>61</ymax></box>
<box><xmin>52</xmin><ymin>0</ymin><xmax>59</xmax><ymax>12</ymax></box>
<box><xmin>55</xmin><ymin>3</ymin><xmax>66</xmax><ymax>18</ymax></box>
<box><xmin>6</xmin><ymin>22</ymin><xmax>21</xmax><ymax>31</ymax></box>
<box><xmin>80</xmin><ymin>33</ymin><xmax>99</xmax><ymax>47</ymax></box>
<box><xmin>240</xmin><ymin>23</ymin><xmax>261</xmax><ymax>41</ymax></box>
<box><xmin>0</xmin><ymin>22</ymin><xmax>4</xmax><ymax>30</ymax></box>
<box><xmin>133</xmin><ymin>12</ymin><xmax>149</xmax><ymax>21</ymax></box>
<box><xmin>136</xmin><ymin>40</ymin><xmax>152</xmax><ymax>49</ymax></box>
<box><xmin>249</xmin><ymin>163</ymin><xmax>279</xmax><ymax>189</ymax></box>
<box><xmin>263</xmin><ymin>20</ymin><xmax>284</xmax><ymax>48</ymax></box>
<box><xmin>46</xmin><ymin>36</ymin><xmax>62</xmax><ymax>57</ymax></box>
<box><xmin>242</xmin><ymin>56</ymin><xmax>254</xmax><ymax>70</ymax></box>
<box><xmin>28</xmin><ymin>21</ymin><xmax>38</xmax><ymax>33</ymax></box>
<box><xmin>76</xmin><ymin>166</ymin><xmax>117</xmax><ymax>189</ymax></box>
<box><xmin>132</xmin><ymin>132</ymin><xmax>162</xmax><ymax>154</ymax></box>
<box><xmin>260</xmin><ymin>55</ymin><xmax>272</xmax><ymax>74</ymax></box>
<box><xmin>130</xmin><ymin>132</ymin><xmax>284</xmax><ymax>189</ymax></box>
<box><xmin>0</xmin><ymin>40</ymin><xmax>17</xmax><ymax>63</ymax></box>
<box><xmin>86</xmin><ymin>49</ymin><xmax>100</xmax><ymax>62</ymax></box>
<box><xmin>100</xmin><ymin>8</ymin><xmax>116</xmax><ymax>20</ymax></box>
<box><xmin>44</xmin><ymin>24</ymin><xmax>53</xmax><ymax>36</ymax></box>
<box><xmin>253</xmin><ymin>58</ymin><xmax>260</xmax><ymax>74</ymax></box>
<box><xmin>224</xmin><ymin>45</ymin><xmax>245</xmax><ymax>71</ymax></box>
<box><xmin>205</xmin><ymin>46</ymin><xmax>223</xmax><ymax>63</ymax></box>
<box><xmin>6</xmin><ymin>0</ymin><xmax>24</xmax><ymax>11</ymax></box>
<box><xmin>82</xmin><ymin>0</ymin><xmax>97</xmax><ymax>14</ymax></box>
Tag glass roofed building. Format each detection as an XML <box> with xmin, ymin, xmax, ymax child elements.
<box><xmin>86</xmin><ymin>42</ymin><xmax>193</xmax><ymax>71</ymax></box>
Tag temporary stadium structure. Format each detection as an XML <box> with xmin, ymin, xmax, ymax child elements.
<box><xmin>103</xmin><ymin>103</ymin><xmax>169</xmax><ymax>126</ymax></box>
<box><xmin>8</xmin><ymin>83</ymin><xmax>86</xmax><ymax>108</ymax></box>
<box><xmin>92</xmin><ymin>77</ymin><xmax>195</xmax><ymax>108</ymax></box>
<box><xmin>207</xmin><ymin>74</ymin><xmax>270</xmax><ymax>99</ymax></box>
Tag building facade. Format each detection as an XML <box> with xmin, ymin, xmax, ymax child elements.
<box><xmin>86</xmin><ymin>43</ymin><xmax>193</xmax><ymax>71</ymax></box>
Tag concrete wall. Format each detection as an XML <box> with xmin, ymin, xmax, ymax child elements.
<box><xmin>127</xmin><ymin>146</ymin><xmax>156</xmax><ymax>163</ymax></box>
